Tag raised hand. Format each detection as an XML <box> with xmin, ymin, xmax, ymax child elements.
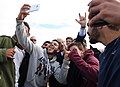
<box><xmin>69</xmin><ymin>45</ymin><xmax>84</xmax><ymax>59</ymax></box>
<box><xmin>75</xmin><ymin>13</ymin><xmax>87</xmax><ymax>28</ymax></box>
<box><xmin>64</xmin><ymin>50</ymin><xmax>70</xmax><ymax>61</ymax></box>
<box><xmin>17</xmin><ymin>4</ymin><xmax>31</xmax><ymax>20</ymax></box>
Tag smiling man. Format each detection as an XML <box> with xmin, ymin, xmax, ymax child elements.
<box><xmin>16</xmin><ymin>4</ymin><xmax>70</xmax><ymax>87</ymax></box>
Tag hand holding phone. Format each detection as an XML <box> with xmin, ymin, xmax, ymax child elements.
<box><xmin>27</xmin><ymin>4</ymin><xmax>40</xmax><ymax>13</ymax></box>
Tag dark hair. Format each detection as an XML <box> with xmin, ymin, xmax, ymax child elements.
<box><xmin>66</xmin><ymin>37</ymin><xmax>73</xmax><ymax>41</ymax></box>
<box><xmin>68</xmin><ymin>42</ymin><xmax>84</xmax><ymax>51</ymax></box>
<box><xmin>43</xmin><ymin>41</ymin><xmax>51</xmax><ymax>45</ymax></box>
<box><xmin>52</xmin><ymin>39</ymin><xmax>61</xmax><ymax>50</ymax></box>
<box><xmin>23</xmin><ymin>22</ymin><xmax>30</xmax><ymax>32</ymax></box>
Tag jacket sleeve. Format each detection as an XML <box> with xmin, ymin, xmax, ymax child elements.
<box><xmin>0</xmin><ymin>49</ymin><xmax>7</xmax><ymax>63</ymax></box>
<box><xmin>16</xmin><ymin>20</ymin><xmax>34</xmax><ymax>54</ymax></box>
<box><xmin>75</xmin><ymin>32</ymin><xmax>86</xmax><ymax>43</ymax></box>
<box><xmin>68</xmin><ymin>49</ymin><xmax>99</xmax><ymax>82</ymax></box>
<box><xmin>53</xmin><ymin>59</ymin><xmax>70</xmax><ymax>84</ymax></box>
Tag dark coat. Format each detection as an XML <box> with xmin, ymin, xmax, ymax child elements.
<box><xmin>99</xmin><ymin>37</ymin><xmax>120</xmax><ymax>87</ymax></box>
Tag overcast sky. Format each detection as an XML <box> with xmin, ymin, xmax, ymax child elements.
<box><xmin>0</xmin><ymin>0</ymin><xmax>105</xmax><ymax>49</ymax></box>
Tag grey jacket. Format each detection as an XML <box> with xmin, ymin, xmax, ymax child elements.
<box><xmin>16</xmin><ymin>20</ymin><xmax>70</xmax><ymax>87</ymax></box>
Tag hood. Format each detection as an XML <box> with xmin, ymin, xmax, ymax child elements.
<box><xmin>49</xmin><ymin>56</ymin><xmax>57</xmax><ymax>63</ymax></box>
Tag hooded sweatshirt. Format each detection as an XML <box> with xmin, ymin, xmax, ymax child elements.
<box><xmin>16</xmin><ymin>20</ymin><xmax>70</xmax><ymax>87</ymax></box>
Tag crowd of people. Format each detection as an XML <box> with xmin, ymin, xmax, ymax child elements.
<box><xmin>1</xmin><ymin>0</ymin><xmax>120</xmax><ymax>87</ymax></box>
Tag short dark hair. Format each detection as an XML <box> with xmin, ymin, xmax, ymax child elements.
<box><xmin>43</xmin><ymin>41</ymin><xmax>51</xmax><ymax>45</ymax></box>
<box><xmin>66</xmin><ymin>37</ymin><xmax>73</xmax><ymax>41</ymax></box>
<box><xmin>52</xmin><ymin>39</ymin><xmax>61</xmax><ymax>50</ymax></box>
<box><xmin>23</xmin><ymin>22</ymin><xmax>30</xmax><ymax>32</ymax></box>
<box><xmin>68</xmin><ymin>42</ymin><xmax>83</xmax><ymax>51</ymax></box>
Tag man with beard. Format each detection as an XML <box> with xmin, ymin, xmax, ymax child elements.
<box><xmin>87</xmin><ymin>15</ymin><xmax>120</xmax><ymax>87</ymax></box>
<box><xmin>65</xmin><ymin>13</ymin><xmax>99</xmax><ymax>87</ymax></box>
<box><xmin>15</xmin><ymin>4</ymin><xmax>70</xmax><ymax>87</ymax></box>
<box><xmin>75</xmin><ymin>13</ymin><xmax>101</xmax><ymax>59</ymax></box>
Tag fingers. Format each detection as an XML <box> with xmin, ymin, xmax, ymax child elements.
<box><xmin>79</xmin><ymin>13</ymin><xmax>86</xmax><ymax>20</ymax></box>
<box><xmin>79</xmin><ymin>13</ymin><xmax>81</xmax><ymax>20</ymax></box>
<box><xmin>88</xmin><ymin>5</ymin><xmax>101</xmax><ymax>20</ymax></box>
<box><xmin>21</xmin><ymin>4</ymin><xmax>30</xmax><ymax>10</ymax></box>
<box><xmin>88</xmin><ymin>1</ymin><xmax>108</xmax><ymax>27</ymax></box>
<box><xmin>75</xmin><ymin>12</ymin><xmax>86</xmax><ymax>23</ymax></box>
<box><xmin>64</xmin><ymin>50</ymin><xmax>70</xmax><ymax>60</ymax></box>
<box><xmin>88</xmin><ymin>0</ymin><xmax>115</xmax><ymax>10</ymax></box>
<box><xmin>75</xmin><ymin>19</ymin><xmax>80</xmax><ymax>24</ymax></box>
<box><xmin>8</xmin><ymin>54</ymin><xmax>15</xmax><ymax>59</ymax></box>
<box><xmin>89</xmin><ymin>2</ymin><xmax>112</xmax><ymax>26</ymax></box>
<box><xmin>21</xmin><ymin>4</ymin><xmax>30</xmax><ymax>14</ymax></box>
<box><xmin>6</xmin><ymin>48</ymin><xmax>15</xmax><ymax>59</ymax></box>
<box><xmin>89</xmin><ymin>12</ymin><xmax>102</xmax><ymax>27</ymax></box>
<box><xmin>75</xmin><ymin>13</ymin><xmax>81</xmax><ymax>24</ymax></box>
<box><xmin>88</xmin><ymin>0</ymin><xmax>116</xmax><ymax>26</ymax></box>
<box><xmin>88</xmin><ymin>0</ymin><xmax>103</xmax><ymax>25</ymax></box>
<box><xmin>17</xmin><ymin>4</ymin><xmax>30</xmax><ymax>20</ymax></box>
<box><xmin>88</xmin><ymin>0</ymin><xmax>102</xmax><ymax>10</ymax></box>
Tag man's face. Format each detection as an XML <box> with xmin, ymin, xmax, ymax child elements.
<box><xmin>47</xmin><ymin>41</ymin><xmax>60</xmax><ymax>54</ymax></box>
<box><xmin>42</xmin><ymin>43</ymin><xmax>50</xmax><ymax>49</ymax></box>
<box><xmin>87</xmin><ymin>26</ymin><xmax>100</xmax><ymax>44</ymax></box>
<box><xmin>66</xmin><ymin>39</ymin><xmax>73</xmax><ymax>46</ymax></box>
<box><xmin>57</xmin><ymin>38</ymin><xmax>65</xmax><ymax>51</ymax></box>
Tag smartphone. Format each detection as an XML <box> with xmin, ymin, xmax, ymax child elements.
<box><xmin>27</xmin><ymin>4</ymin><xmax>40</xmax><ymax>13</ymax></box>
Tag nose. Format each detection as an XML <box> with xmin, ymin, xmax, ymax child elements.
<box><xmin>50</xmin><ymin>43</ymin><xmax>54</xmax><ymax>46</ymax></box>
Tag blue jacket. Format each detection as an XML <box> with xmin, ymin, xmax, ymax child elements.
<box><xmin>99</xmin><ymin>37</ymin><xmax>120</xmax><ymax>87</ymax></box>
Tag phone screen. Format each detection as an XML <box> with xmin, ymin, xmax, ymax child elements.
<box><xmin>27</xmin><ymin>4</ymin><xmax>40</xmax><ymax>13</ymax></box>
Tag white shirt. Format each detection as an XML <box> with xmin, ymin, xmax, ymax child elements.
<box><xmin>13</xmin><ymin>46</ymin><xmax>25</xmax><ymax>87</ymax></box>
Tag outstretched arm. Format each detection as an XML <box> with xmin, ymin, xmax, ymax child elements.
<box><xmin>16</xmin><ymin>4</ymin><xmax>34</xmax><ymax>54</ymax></box>
<box><xmin>75</xmin><ymin>13</ymin><xmax>87</xmax><ymax>42</ymax></box>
